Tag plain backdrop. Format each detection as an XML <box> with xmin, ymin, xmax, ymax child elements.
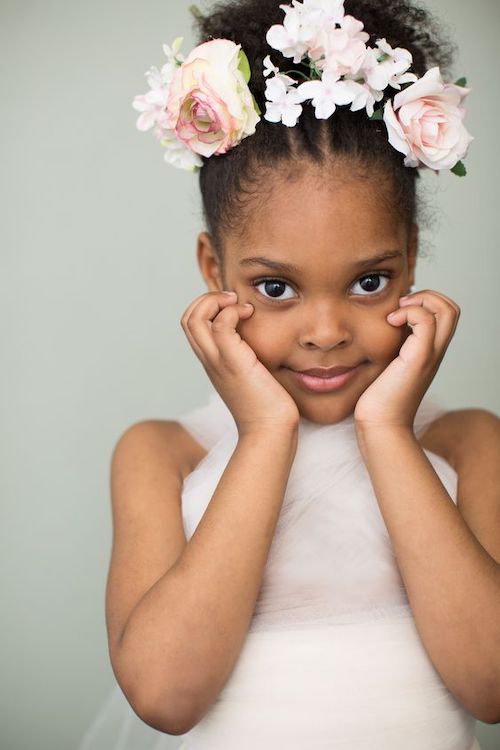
<box><xmin>1</xmin><ymin>0</ymin><xmax>499</xmax><ymax>748</ymax></box>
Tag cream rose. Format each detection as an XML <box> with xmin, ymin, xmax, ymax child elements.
<box><xmin>166</xmin><ymin>39</ymin><xmax>260</xmax><ymax>158</ymax></box>
<box><xmin>383</xmin><ymin>67</ymin><xmax>473</xmax><ymax>171</ymax></box>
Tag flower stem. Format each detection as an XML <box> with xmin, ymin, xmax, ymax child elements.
<box><xmin>283</xmin><ymin>69</ymin><xmax>311</xmax><ymax>81</ymax></box>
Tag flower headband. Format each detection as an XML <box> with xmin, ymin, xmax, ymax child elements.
<box><xmin>132</xmin><ymin>0</ymin><xmax>473</xmax><ymax>175</ymax></box>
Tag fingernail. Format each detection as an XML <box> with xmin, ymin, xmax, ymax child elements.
<box><xmin>223</xmin><ymin>291</ymin><xmax>236</xmax><ymax>296</ymax></box>
<box><xmin>399</xmin><ymin>295</ymin><xmax>409</xmax><ymax>301</ymax></box>
<box><xmin>244</xmin><ymin>303</ymin><xmax>253</xmax><ymax>308</ymax></box>
<box><xmin>387</xmin><ymin>311</ymin><xmax>398</xmax><ymax>319</ymax></box>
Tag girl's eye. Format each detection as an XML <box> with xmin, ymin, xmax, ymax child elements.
<box><xmin>253</xmin><ymin>279</ymin><xmax>297</xmax><ymax>302</ymax></box>
<box><xmin>253</xmin><ymin>273</ymin><xmax>392</xmax><ymax>302</ymax></box>
<box><xmin>351</xmin><ymin>273</ymin><xmax>392</xmax><ymax>296</ymax></box>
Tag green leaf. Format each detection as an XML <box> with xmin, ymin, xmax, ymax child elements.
<box><xmin>188</xmin><ymin>4</ymin><xmax>204</xmax><ymax>22</ymax></box>
<box><xmin>238</xmin><ymin>49</ymin><xmax>251</xmax><ymax>84</ymax></box>
<box><xmin>455</xmin><ymin>77</ymin><xmax>467</xmax><ymax>87</ymax></box>
<box><xmin>369</xmin><ymin>108</ymin><xmax>384</xmax><ymax>121</ymax></box>
<box><xmin>451</xmin><ymin>160</ymin><xmax>467</xmax><ymax>177</ymax></box>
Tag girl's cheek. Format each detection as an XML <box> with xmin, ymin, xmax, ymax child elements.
<box><xmin>237</xmin><ymin>311</ymin><xmax>286</xmax><ymax>356</ymax></box>
<box><xmin>368</xmin><ymin>318</ymin><xmax>408</xmax><ymax>361</ymax></box>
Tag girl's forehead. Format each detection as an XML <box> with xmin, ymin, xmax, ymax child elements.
<box><xmin>226</xmin><ymin>203</ymin><xmax>407</xmax><ymax>269</ymax></box>
<box><xmin>238</xmin><ymin>171</ymin><xmax>406</xmax><ymax>246</ymax></box>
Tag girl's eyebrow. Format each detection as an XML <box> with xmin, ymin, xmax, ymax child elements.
<box><xmin>239</xmin><ymin>250</ymin><xmax>404</xmax><ymax>274</ymax></box>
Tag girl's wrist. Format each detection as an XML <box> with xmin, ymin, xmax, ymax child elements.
<box><xmin>237</xmin><ymin>420</ymin><xmax>299</xmax><ymax>443</ymax></box>
<box><xmin>354</xmin><ymin>420</ymin><xmax>416</xmax><ymax>456</ymax></box>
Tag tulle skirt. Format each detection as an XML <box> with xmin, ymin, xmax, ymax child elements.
<box><xmin>79</xmin><ymin>615</ymin><xmax>481</xmax><ymax>750</ymax></box>
<box><xmin>179</xmin><ymin>616</ymin><xmax>479</xmax><ymax>749</ymax></box>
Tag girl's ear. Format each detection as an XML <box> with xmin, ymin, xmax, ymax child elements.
<box><xmin>406</xmin><ymin>223</ymin><xmax>419</xmax><ymax>289</ymax></box>
<box><xmin>196</xmin><ymin>231</ymin><xmax>225</xmax><ymax>292</ymax></box>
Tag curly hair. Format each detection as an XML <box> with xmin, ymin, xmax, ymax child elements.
<box><xmin>191</xmin><ymin>0</ymin><xmax>455</xmax><ymax>260</ymax></box>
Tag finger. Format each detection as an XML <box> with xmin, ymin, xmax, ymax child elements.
<box><xmin>210</xmin><ymin>303</ymin><xmax>255</xmax><ymax>369</ymax></box>
<box><xmin>399</xmin><ymin>289</ymin><xmax>461</xmax><ymax>338</ymax></box>
<box><xmin>186</xmin><ymin>296</ymin><xmax>254</xmax><ymax>369</ymax></box>
<box><xmin>180</xmin><ymin>290</ymin><xmax>236</xmax><ymax>327</ymax></box>
<box><xmin>397</xmin><ymin>292</ymin><xmax>460</xmax><ymax>352</ymax></box>
<box><xmin>387</xmin><ymin>304</ymin><xmax>437</xmax><ymax>357</ymax></box>
<box><xmin>181</xmin><ymin>292</ymin><xmax>225</xmax><ymax>363</ymax></box>
<box><xmin>400</xmin><ymin>288</ymin><xmax>460</xmax><ymax>315</ymax></box>
<box><xmin>181</xmin><ymin>291</ymin><xmax>238</xmax><ymax>363</ymax></box>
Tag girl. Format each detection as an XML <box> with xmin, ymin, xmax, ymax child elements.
<box><xmin>79</xmin><ymin>1</ymin><xmax>499</xmax><ymax>748</ymax></box>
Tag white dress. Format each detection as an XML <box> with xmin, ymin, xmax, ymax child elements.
<box><xmin>78</xmin><ymin>389</ymin><xmax>482</xmax><ymax>750</ymax></box>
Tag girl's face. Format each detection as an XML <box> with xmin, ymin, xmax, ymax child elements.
<box><xmin>198</xmin><ymin>168</ymin><xmax>418</xmax><ymax>425</ymax></box>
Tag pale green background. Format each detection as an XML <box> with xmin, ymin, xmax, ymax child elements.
<box><xmin>1</xmin><ymin>0</ymin><xmax>499</xmax><ymax>748</ymax></box>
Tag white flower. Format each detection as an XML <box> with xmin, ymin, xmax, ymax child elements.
<box><xmin>266</xmin><ymin>3</ymin><xmax>320</xmax><ymax>63</ymax></box>
<box><xmin>132</xmin><ymin>69</ymin><xmax>170</xmax><ymax>131</ymax></box>
<box><xmin>345</xmin><ymin>80</ymin><xmax>384</xmax><ymax>117</ymax></box>
<box><xmin>132</xmin><ymin>37</ymin><xmax>186</xmax><ymax>133</ymax></box>
<box><xmin>264</xmin><ymin>76</ymin><xmax>303</xmax><ymax>127</ymax></box>
<box><xmin>295</xmin><ymin>69</ymin><xmax>356</xmax><ymax>118</ymax></box>
<box><xmin>302</xmin><ymin>0</ymin><xmax>345</xmax><ymax>24</ymax></box>
<box><xmin>263</xmin><ymin>54</ymin><xmax>296</xmax><ymax>86</ymax></box>
<box><xmin>263</xmin><ymin>55</ymin><xmax>280</xmax><ymax>77</ymax></box>
<box><xmin>359</xmin><ymin>48</ymin><xmax>392</xmax><ymax>92</ymax></box>
<box><xmin>160</xmin><ymin>130</ymin><xmax>203</xmax><ymax>171</ymax></box>
<box><xmin>317</xmin><ymin>14</ymin><xmax>369</xmax><ymax>76</ymax></box>
<box><xmin>160</xmin><ymin>36</ymin><xmax>185</xmax><ymax>85</ymax></box>
<box><xmin>364</xmin><ymin>39</ymin><xmax>418</xmax><ymax>91</ymax></box>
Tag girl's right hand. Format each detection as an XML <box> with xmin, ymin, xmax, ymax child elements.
<box><xmin>181</xmin><ymin>290</ymin><xmax>300</xmax><ymax>435</ymax></box>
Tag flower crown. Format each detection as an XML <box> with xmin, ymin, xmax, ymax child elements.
<box><xmin>132</xmin><ymin>0</ymin><xmax>473</xmax><ymax>176</ymax></box>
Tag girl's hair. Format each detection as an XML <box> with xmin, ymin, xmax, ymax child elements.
<box><xmin>192</xmin><ymin>0</ymin><xmax>455</xmax><ymax>260</ymax></box>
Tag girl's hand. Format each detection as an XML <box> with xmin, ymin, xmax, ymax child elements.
<box><xmin>354</xmin><ymin>289</ymin><xmax>461</xmax><ymax>430</ymax></box>
<box><xmin>181</xmin><ymin>291</ymin><xmax>300</xmax><ymax>434</ymax></box>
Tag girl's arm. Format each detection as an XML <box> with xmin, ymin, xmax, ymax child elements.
<box><xmin>108</xmin><ymin>289</ymin><xmax>300</xmax><ymax>734</ymax></box>
<box><xmin>110</xmin><ymin>419</ymin><xmax>298</xmax><ymax>736</ymax></box>
<box><xmin>355</xmin><ymin>411</ymin><xmax>500</xmax><ymax>725</ymax></box>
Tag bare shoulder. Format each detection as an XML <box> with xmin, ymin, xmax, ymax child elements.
<box><xmin>170</xmin><ymin>419</ymin><xmax>209</xmax><ymax>476</ymax></box>
<box><xmin>418</xmin><ymin>407</ymin><xmax>500</xmax><ymax>471</ymax></box>
<box><xmin>115</xmin><ymin>419</ymin><xmax>208</xmax><ymax>480</ymax></box>
<box><xmin>421</xmin><ymin>407</ymin><xmax>500</xmax><ymax>564</ymax></box>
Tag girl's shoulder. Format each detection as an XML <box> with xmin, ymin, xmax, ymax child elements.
<box><xmin>157</xmin><ymin>419</ymin><xmax>208</xmax><ymax>478</ymax></box>
<box><xmin>419</xmin><ymin>407</ymin><xmax>499</xmax><ymax>471</ymax></box>
<box><xmin>121</xmin><ymin>419</ymin><xmax>208</xmax><ymax>480</ymax></box>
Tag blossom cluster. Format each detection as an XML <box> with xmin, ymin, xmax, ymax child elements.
<box><xmin>132</xmin><ymin>36</ymin><xmax>260</xmax><ymax>171</ymax></box>
<box><xmin>264</xmin><ymin>0</ymin><xmax>473</xmax><ymax>173</ymax></box>
<box><xmin>132</xmin><ymin>0</ymin><xmax>473</xmax><ymax>174</ymax></box>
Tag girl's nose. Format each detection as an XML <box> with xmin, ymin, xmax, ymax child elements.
<box><xmin>298</xmin><ymin>303</ymin><xmax>353</xmax><ymax>350</ymax></box>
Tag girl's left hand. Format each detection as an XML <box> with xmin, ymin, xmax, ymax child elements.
<box><xmin>354</xmin><ymin>289</ymin><xmax>461</xmax><ymax>430</ymax></box>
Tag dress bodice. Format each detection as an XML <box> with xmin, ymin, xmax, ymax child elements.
<box><xmin>177</xmin><ymin>389</ymin><xmax>458</xmax><ymax>632</ymax></box>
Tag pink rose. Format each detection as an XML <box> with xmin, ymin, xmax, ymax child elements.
<box><xmin>166</xmin><ymin>39</ymin><xmax>260</xmax><ymax>158</ymax></box>
<box><xmin>383</xmin><ymin>67</ymin><xmax>473</xmax><ymax>171</ymax></box>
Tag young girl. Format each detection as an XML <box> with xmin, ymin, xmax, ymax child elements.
<box><xmin>79</xmin><ymin>1</ymin><xmax>500</xmax><ymax>748</ymax></box>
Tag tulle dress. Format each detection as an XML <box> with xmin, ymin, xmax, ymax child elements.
<box><xmin>78</xmin><ymin>388</ymin><xmax>482</xmax><ymax>750</ymax></box>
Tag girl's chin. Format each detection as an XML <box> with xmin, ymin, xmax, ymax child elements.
<box><xmin>296</xmin><ymin>403</ymin><xmax>357</xmax><ymax>425</ymax></box>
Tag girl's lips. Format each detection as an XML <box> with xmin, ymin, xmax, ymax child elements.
<box><xmin>298</xmin><ymin>365</ymin><xmax>357</xmax><ymax>378</ymax></box>
<box><xmin>289</xmin><ymin>363</ymin><xmax>364</xmax><ymax>393</ymax></box>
